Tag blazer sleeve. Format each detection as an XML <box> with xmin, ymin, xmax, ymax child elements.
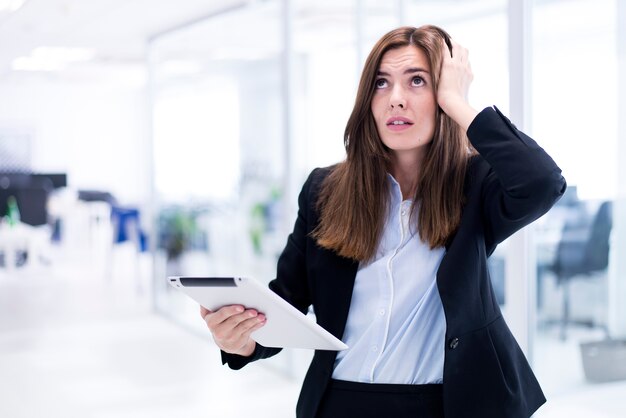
<box><xmin>467</xmin><ymin>106</ymin><xmax>567</xmax><ymax>252</ymax></box>
<box><xmin>220</xmin><ymin>168</ymin><xmax>318</xmax><ymax>370</ymax></box>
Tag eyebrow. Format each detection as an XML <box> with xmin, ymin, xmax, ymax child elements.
<box><xmin>376</xmin><ymin>67</ymin><xmax>430</xmax><ymax>76</ymax></box>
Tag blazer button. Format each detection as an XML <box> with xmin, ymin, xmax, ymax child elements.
<box><xmin>448</xmin><ymin>337</ymin><xmax>459</xmax><ymax>349</ymax></box>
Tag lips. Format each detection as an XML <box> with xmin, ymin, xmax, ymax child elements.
<box><xmin>386</xmin><ymin>116</ymin><xmax>413</xmax><ymax>132</ymax></box>
<box><xmin>386</xmin><ymin>116</ymin><xmax>414</xmax><ymax>126</ymax></box>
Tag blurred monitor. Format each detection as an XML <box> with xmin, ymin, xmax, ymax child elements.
<box><xmin>0</xmin><ymin>172</ymin><xmax>66</xmax><ymax>226</ymax></box>
<box><xmin>31</xmin><ymin>173</ymin><xmax>67</xmax><ymax>189</ymax></box>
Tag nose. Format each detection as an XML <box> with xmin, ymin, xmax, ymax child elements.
<box><xmin>389</xmin><ymin>84</ymin><xmax>406</xmax><ymax>109</ymax></box>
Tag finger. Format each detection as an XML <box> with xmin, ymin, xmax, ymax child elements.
<box><xmin>241</xmin><ymin>318</ymin><xmax>267</xmax><ymax>339</ymax></box>
<box><xmin>449</xmin><ymin>39</ymin><xmax>469</xmax><ymax>62</ymax></box>
<box><xmin>200</xmin><ymin>305</ymin><xmax>212</xmax><ymax>318</ymax></box>
<box><xmin>442</xmin><ymin>39</ymin><xmax>453</xmax><ymax>59</ymax></box>
<box><xmin>234</xmin><ymin>313</ymin><xmax>266</xmax><ymax>335</ymax></box>
<box><xmin>457</xmin><ymin>45</ymin><xmax>465</xmax><ymax>62</ymax></box>
<box><xmin>205</xmin><ymin>305</ymin><xmax>245</xmax><ymax>328</ymax></box>
<box><xmin>450</xmin><ymin>38</ymin><xmax>462</xmax><ymax>51</ymax></box>
<box><xmin>450</xmin><ymin>41</ymin><xmax>463</xmax><ymax>61</ymax></box>
<box><xmin>237</xmin><ymin>318</ymin><xmax>267</xmax><ymax>346</ymax></box>
<box><xmin>209</xmin><ymin>309</ymin><xmax>261</xmax><ymax>335</ymax></box>
<box><xmin>219</xmin><ymin>309</ymin><xmax>262</xmax><ymax>331</ymax></box>
<box><xmin>450</xmin><ymin>39</ymin><xmax>460</xmax><ymax>58</ymax></box>
<box><xmin>212</xmin><ymin>311</ymin><xmax>264</xmax><ymax>344</ymax></box>
<box><xmin>213</xmin><ymin>315</ymin><xmax>264</xmax><ymax>349</ymax></box>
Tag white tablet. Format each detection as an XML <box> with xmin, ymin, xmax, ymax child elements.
<box><xmin>168</xmin><ymin>276</ymin><xmax>348</xmax><ymax>351</ymax></box>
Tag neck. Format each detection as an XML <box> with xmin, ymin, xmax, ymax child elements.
<box><xmin>390</xmin><ymin>150</ymin><xmax>425</xmax><ymax>200</ymax></box>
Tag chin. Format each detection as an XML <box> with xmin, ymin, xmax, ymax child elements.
<box><xmin>382</xmin><ymin>139</ymin><xmax>421</xmax><ymax>150</ymax></box>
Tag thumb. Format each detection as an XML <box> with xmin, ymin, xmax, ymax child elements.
<box><xmin>200</xmin><ymin>305</ymin><xmax>212</xmax><ymax>318</ymax></box>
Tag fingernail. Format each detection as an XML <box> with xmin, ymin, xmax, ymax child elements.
<box><xmin>236</xmin><ymin>306</ymin><xmax>244</xmax><ymax>313</ymax></box>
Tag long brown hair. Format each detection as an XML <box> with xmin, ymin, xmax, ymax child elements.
<box><xmin>311</xmin><ymin>25</ymin><xmax>476</xmax><ymax>262</ymax></box>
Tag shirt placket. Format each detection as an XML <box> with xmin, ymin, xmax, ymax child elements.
<box><xmin>367</xmin><ymin>198</ymin><xmax>408</xmax><ymax>382</ymax></box>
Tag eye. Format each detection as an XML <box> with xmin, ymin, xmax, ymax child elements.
<box><xmin>375</xmin><ymin>78</ymin><xmax>388</xmax><ymax>89</ymax></box>
<box><xmin>411</xmin><ymin>76</ymin><xmax>425</xmax><ymax>86</ymax></box>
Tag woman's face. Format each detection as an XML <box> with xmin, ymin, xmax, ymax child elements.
<box><xmin>371</xmin><ymin>45</ymin><xmax>437</xmax><ymax>161</ymax></box>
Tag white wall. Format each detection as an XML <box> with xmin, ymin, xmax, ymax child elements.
<box><xmin>0</xmin><ymin>69</ymin><xmax>150</xmax><ymax>205</ymax></box>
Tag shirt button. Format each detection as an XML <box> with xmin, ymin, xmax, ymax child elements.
<box><xmin>372</xmin><ymin>345</ymin><xmax>378</xmax><ymax>352</ymax></box>
<box><xmin>379</xmin><ymin>309</ymin><xmax>385</xmax><ymax>316</ymax></box>
<box><xmin>448</xmin><ymin>337</ymin><xmax>460</xmax><ymax>349</ymax></box>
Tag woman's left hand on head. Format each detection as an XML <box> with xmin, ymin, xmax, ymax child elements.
<box><xmin>437</xmin><ymin>39</ymin><xmax>473</xmax><ymax>113</ymax></box>
<box><xmin>436</xmin><ymin>39</ymin><xmax>478</xmax><ymax>132</ymax></box>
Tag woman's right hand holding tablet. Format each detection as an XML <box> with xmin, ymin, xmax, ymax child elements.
<box><xmin>200</xmin><ymin>305</ymin><xmax>266</xmax><ymax>356</ymax></box>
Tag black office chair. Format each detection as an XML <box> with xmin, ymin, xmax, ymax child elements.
<box><xmin>550</xmin><ymin>201</ymin><xmax>612</xmax><ymax>340</ymax></box>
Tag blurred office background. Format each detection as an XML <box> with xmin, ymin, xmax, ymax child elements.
<box><xmin>0</xmin><ymin>0</ymin><xmax>625</xmax><ymax>416</ymax></box>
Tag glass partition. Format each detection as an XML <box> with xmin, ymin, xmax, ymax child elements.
<box><xmin>149</xmin><ymin>1</ymin><xmax>286</xmax><ymax>334</ymax></box>
<box><xmin>531</xmin><ymin>0</ymin><xmax>625</xmax><ymax>408</ymax></box>
<box><xmin>291</xmin><ymin>0</ymin><xmax>357</xmax><ymax>175</ymax></box>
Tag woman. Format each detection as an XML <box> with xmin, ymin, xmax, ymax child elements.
<box><xmin>201</xmin><ymin>25</ymin><xmax>565</xmax><ymax>418</ymax></box>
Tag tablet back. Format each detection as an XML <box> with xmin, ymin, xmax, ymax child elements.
<box><xmin>168</xmin><ymin>276</ymin><xmax>347</xmax><ymax>351</ymax></box>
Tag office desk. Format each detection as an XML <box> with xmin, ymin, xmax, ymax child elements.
<box><xmin>0</xmin><ymin>222</ymin><xmax>49</xmax><ymax>272</ymax></box>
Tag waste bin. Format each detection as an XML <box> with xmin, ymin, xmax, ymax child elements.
<box><xmin>580</xmin><ymin>339</ymin><xmax>626</xmax><ymax>382</ymax></box>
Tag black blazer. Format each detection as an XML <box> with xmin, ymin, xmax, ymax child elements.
<box><xmin>222</xmin><ymin>106</ymin><xmax>566</xmax><ymax>418</ymax></box>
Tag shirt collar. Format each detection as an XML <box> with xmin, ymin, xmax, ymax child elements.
<box><xmin>386</xmin><ymin>173</ymin><xmax>413</xmax><ymax>207</ymax></box>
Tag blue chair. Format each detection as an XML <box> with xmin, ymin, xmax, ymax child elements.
<box><xmin>110</xmin><ymin>206</ymin><xmax>148</xmax><ymax>252</ymax></box>
<box><xmin>108</xmin><ymin>205</ymin><xmax>148</xmax><ymax>291</ymax></box>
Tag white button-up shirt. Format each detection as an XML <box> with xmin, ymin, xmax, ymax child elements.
<box><xmin>332</xmin><ymin>174</ymin><xmax>446</xmax><ymax>384</ymax></box>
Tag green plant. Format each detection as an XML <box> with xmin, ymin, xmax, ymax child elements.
<box><xmin>157</xmin><ymin>206</ymin><xmax>200</xmax><ymax>260</ymax></box>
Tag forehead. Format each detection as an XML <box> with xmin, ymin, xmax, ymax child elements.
<box><xmin>378</xmin><ymin>45</ymin><xmax>430</xmax><ymax>72</ymax></box>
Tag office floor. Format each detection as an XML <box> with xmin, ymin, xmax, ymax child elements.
<box><xmin>0</xmin><ymin>245</ymin><xmax>302</xmax><ymax>418</ymax></box>
<box><xmin>0</xmin><ymin>245</ymin><xmax>624</xmax><ymax>418</ymax></box>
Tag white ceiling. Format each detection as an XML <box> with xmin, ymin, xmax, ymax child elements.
<box><xmin>0</xmin><ymin>0</ymin><xmax>246</xmax><ymax>76</ymax></box>
<box><xmin>0</xmin><ymin>0</ymin><xmax>505</xmax><ymax>82</ymax></box>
